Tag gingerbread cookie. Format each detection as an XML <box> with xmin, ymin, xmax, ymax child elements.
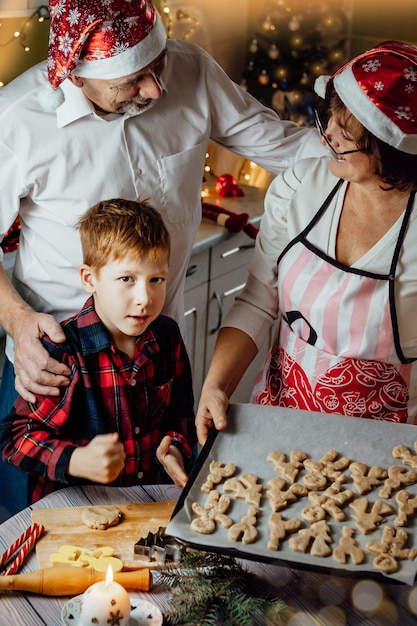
<box><xmin>267</xmin><ymin>450</ymin><xmax>308</xmax><ymax>483</ymax></box>
<box><xmin>349</xmin><ymin>462</ymin><xmax>387</xmax><ymax>495</ymax></box>
<box><xmin>223</xmin><ymin>473</ymin><xmax>263</xmax><ymax>507</ymax></box>
<box><xmin>366</xmin><ymin>526</ymin><xmax>417</xmax><ymax>574</ymax></box>
<box><xmin>379</xmin><ymin>465</ymin><xmax>417</xmax><ymax>499</ymax></box>
<box><xmin>289</xmin><ymin>519</ymin><xmax>333</xmax><ymax>558</ymax></box>
<box><xmin>228</xmin><ymin>506</ymin><xmax>259</xmax><ymax>545</ymax></box>
<box><xmin>200</xmin><ymin>461</ymin><xmax>236</xmax><ymax>493</ymax></box>
<box><xmin>303</xmin><ymin>450</ymin><xmax>350</xmax><ymax>490</ymax></box>
<box><xmin>349</xmin><ymin>497</ymin><xmax>394</xmax><ymax>534</ymax></box>
<box><xmin>191</xmin><ymin>490</ymin><xmax>233</xmax><ymax>534</ymax></box>
<box><xmin>266</xmin><ymin>477</ymin><xmax>308</xmax><ymax>512</ymax></box>
<box><xmin>333</xmin><ymin>526</ymin><xmax>365</xmax><ymax>565</ymax></box>
<box><xmin>267</xmin><ymin>512</ymin><xmax>301</xmax><ymax>551</ymax></box>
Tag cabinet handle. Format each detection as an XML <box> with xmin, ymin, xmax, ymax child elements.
<box><xmin>221</xmin><ymin>243</ymin><xmax>255</xmax><ymax>258</ymax></box>
<box><xmin>209</xmin><ymin>291</ymin><xmax>222</xmax><ymax>334</ymax></box>
<box><xmin>186</xmin><ymin>264</ymin><xmax>198</xmax><ymax>277</ymax></box>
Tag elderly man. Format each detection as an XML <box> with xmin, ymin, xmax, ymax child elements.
<box><xmin>0</xmin><ymin>0</ymin><xmax>323</xmax><ymax>518</ymax></box>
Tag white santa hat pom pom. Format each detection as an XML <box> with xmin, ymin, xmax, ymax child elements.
<box><xmin>314</xmin><ymin>75</ymin><xmax>331</xmax><ymax>99</ymax></box>
<box><xmin>37</xmin><ymin>82</ymin><xmax>65</xmax><ymax>111</ymax></box>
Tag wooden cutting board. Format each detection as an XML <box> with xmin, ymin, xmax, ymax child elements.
<box><xmin>32</xmin><ymin>501</ymin><xmax>176</xmax><ymax>570</ymax></box>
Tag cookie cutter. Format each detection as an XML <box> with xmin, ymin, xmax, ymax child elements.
<box><xmin>134</xmin><ymin>527</ymin><xmax>182</xmax><ymax>564</ymax></box>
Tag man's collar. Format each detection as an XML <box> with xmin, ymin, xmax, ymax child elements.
<box><xmin>56</xmin><ymin>79</ymin><xmax>96</xmax><ymax>128</ymax></box>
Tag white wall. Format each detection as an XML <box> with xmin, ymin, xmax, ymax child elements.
<box><xmin>0</xmin><ymin>0</ymin><xmax>41</xmax><ymax>17</ymax></box>
<box><xmin>159</xmin><ymin>0</ymin><xmax>250</xmax><ymax>81</ymax></box>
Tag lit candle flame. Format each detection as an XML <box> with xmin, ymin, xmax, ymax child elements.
<box><xmin>105</xmin><ymin>564</ymin><xmax>114</xmax><ymax>587</ymax></box>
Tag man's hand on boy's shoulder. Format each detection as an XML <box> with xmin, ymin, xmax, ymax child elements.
<box><xmin>13</xmin><ymin>310</ymin><xmax>71</xmax><ymax>402</ymax></box>
<box><xmin>156</xmin><ymin>435</ymin><xmax>188</xmax><ymax>488</ymax></box>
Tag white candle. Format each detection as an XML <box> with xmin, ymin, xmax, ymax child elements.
<box><xmin>80</xmin><ymin>565</ymin><xmax>131</xmax><ymax>626</ymax></box>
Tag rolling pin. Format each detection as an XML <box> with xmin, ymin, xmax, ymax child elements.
<box><xmin>0</xmin><ymin>567</ymin><xmax>152</xmax><ymax>596</ymax></box>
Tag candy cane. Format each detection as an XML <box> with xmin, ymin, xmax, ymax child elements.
<box><xmin>3</xmin><ymin>523</ymin><xmax>45</xmax><ymax>575</ymax></box>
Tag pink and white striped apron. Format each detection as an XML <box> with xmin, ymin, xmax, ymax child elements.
<box><xmin>253</xmin><ymin>183</ymin><xmax>417</xmax><ymax>423</ymax></box>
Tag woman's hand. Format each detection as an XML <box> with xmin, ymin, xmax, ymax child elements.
<box><xmin>195</xmin><ymin>385</ymin><xmax>229</xmax><ymax>446</ymax></box>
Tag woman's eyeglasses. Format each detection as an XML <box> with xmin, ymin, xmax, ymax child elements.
<box><xmin>314</xmin><ymin>108</ymin><xmax>365</xmax><ymax>159</ymax></box>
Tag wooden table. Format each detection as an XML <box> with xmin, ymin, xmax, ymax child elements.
<box><xmin>1</xmin><ymin>483</ymin><xmax>416</xmax><ymax>625</ymax></box>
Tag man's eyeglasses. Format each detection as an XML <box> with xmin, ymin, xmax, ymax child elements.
<box><xmin>314</xmin><ymin>108</ymin><xmax>365</xmax><ymax>159</ymax></box>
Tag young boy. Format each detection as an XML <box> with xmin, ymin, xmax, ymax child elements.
<box><xmin>1</xmin><ymin>199</ymin><xmax>197</xmax><ymax>505</ymax></box>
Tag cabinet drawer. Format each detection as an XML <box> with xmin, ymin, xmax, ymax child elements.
<box><xmin>185</xmin><ymin>250</ymin><xmax>209</xmax><ymax>292</ymax></box>
<box><xmin>210</xmin><ymin>231</ymin><xmax>256</xmax><ymax>280</ymax></box>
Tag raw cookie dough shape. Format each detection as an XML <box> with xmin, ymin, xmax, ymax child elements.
<box><xmin>378</xmin><ymin>465</ymin><xmax>417</xmax><ymax>499</ymax></box>
<box><xmin>366</xmin><ymin>526</ymin><xmax>417</xmax><ymax>574</ymax></box>
<box><xmin>191</xmin><ymin>489</ymin><xmax>233</xmax><ymax>534</ymax></box>
<box><xmin>223</xmin><ymin>473</ymin><xmax>263</xmax><ymax>507</ymax></box>
<box><xmin>266</xmin><ymin>477</ymin><xmax>308</xmax><ymax>512</ymax></box>
<box><xmin>228</xmin><ymin>506</ymin><xmax>260</xmax><ymax>545</ymax></box>
<box><xmin>200</xmin><ymin>461</ymin><xmax>236</xmax><ymax>493</ymax></box>
<box><xmin>349</xmin><ymin>462</ymin><xmax>387</xmax><ymax>495</ymax></box>
<box><xmin>303</xmin><ymin>450</ymin><xmax>351</xmax><ymax>491</ymax></box>
<box><xmin>267</xmin><ymin>450</ymin><xmax>308</xmax><ymax>483</ymax></box>
<box><xmin>392</xmin><ymin>443</ymin><xmax>417</xmax><ymax>470</ymax></box>
<box><xmin>267</xmin><ymin>512</ymin><xmax>302</xmax><ymax>551</ymax></box>
<box><xmin>394</xmin><ymin>489</ymin><xmax>417</xmax><ymax>527</ymax></box>
<box><xmin>333</xmin><ymin>526</ymin><xmax>365</xmax><ymax>565</ymax></box>
<box><xmin>289</xmin><ymin>520</ymin><xmax>333</xmax><ymax>557</ymax></box>
<box><xmin>81</xmin><ymin>505</ymin><xmax>123</xmax><ymax>530</ymax></box>
<box><xmin>349</xmin><ymin>497</ymin><xmax>394</xmax><ymax>534</ymax></box>
<box><xmin>302</xmin><ymin>481</ymin><xmax>355</xmax><ymax>523</ymax></box>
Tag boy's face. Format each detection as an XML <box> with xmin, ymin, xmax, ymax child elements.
<box><xmin>81</xmin><ymin>251</ymin><xmax>169</xmax><ymax>352</ymax></box>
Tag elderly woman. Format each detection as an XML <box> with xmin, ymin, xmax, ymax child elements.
<box><xmin>196</xmin><ymin>40</ymin><xmax>417</xmax><ymax>444</ymax></box>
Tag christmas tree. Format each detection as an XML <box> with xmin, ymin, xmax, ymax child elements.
<box><xmin>241</xmin><ymin>0</ymin><xmax>352</xmax><ymax>126</ymax></box>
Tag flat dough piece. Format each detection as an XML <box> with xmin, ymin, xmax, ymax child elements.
<box><xmin>81</xmin><ymin>505</ymin><xmax>123</xmax><ymax>530</ymax></box>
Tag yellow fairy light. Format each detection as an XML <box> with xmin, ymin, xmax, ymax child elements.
<box><xmin>0</xmin><ymin>5</ymin><xmax>50</xmax><ymax>57</ymax></box>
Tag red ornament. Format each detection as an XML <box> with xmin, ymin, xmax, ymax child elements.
<box><xmin>1</xmin><ymin>218</ymin><xmax>21</xmax><ymax>253</ymax></box>
<box><xmin>215</xmin><ymin>174</ymin><xmax>245</xmax><ymax>198</ymax></box>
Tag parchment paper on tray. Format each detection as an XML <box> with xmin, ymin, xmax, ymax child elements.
<box><xmin>167</xmin><ymin>404</ymin><xmax>417</xmax><ymax>585</ymax></box>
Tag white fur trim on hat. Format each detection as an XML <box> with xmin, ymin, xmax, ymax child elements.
<box><xmin>37</xmin><ymin>82</ymin><xmax>65</xmax><ymax>112</ymax></box>
<box><xmin>314</xmin><ymin>75</ymin><xmax>331</xmax><ymax>99</ymax></box>
<box><xmin>333</xmin><ymin>65</ymin><xmax>417</xmax><ymax>155</ymax></box>
<box><xmin>73</xmin><ymin>13</ymin><xmax>166</xmax><ymax>80</ymax></box>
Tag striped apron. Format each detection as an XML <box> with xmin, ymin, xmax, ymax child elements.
<box><xmin>252</xmin><ymin>183</ymin><xmax>416</xmax><ymax>423</ymax></box>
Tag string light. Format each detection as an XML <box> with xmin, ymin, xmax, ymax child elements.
<box><xmin>0</xmin><ymin>5</ymin><xmax>50</xmax><ymax>53</ymax></box>
<box><xmin>160</xmin><ymin>1</ymin><xmax>200</xmax><ymax>40</ymax></box>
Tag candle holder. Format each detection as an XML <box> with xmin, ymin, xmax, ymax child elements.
<box><xmin>62</xmin><ymin>596</ymin><xmax>163</xmax><ymax>626</ymax></box>
<box><xmin>80</xmin><ymin>565</ymin><xmax>130</xmax><ymax>626</ymax></box>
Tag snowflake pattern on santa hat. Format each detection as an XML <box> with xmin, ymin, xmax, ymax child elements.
<box><xmin>352</xmin><ymin>47</ymin><xmax>416</xmax><ymax>135</ymax></box>
<box><xmin>47</xmin><ymin>0</ymin><xmax>162</xmax><ymax>89</ymax></box>
<box><xmin>332</xmin><ymin>40</ymin><xmax>417</xmax><ymax>154</ymax></box>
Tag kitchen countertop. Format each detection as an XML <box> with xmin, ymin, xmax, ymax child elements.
<box><xmin>192</xmin><ymin>175</ymin><xmax>265</xmax><ymax>256</ymax></box>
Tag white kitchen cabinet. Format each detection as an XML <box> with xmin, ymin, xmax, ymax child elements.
<box><xmin>184</xmin><ymin>251</ymin><xmax>210</xmax><ymax>402</ymax></box>
<box><xmin>184</xmin><ymin>227</ymin><xmax>273</xmax><ymax>406</ymax></box>
<box><xmin>205</xmin><ymin>232</ymin><xmax>271</xmax><ymax>404</ymax></box>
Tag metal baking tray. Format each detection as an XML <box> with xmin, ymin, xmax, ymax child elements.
<box><xmin>167</xmin><ymin>404</ymin><xmax>417</xmax><ymax>584</ymax></box>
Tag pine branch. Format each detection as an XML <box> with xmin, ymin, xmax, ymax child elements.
<box><xmin>157</xmin><ymin>550</ymin><xmax>288</xmax><ymax>625</ymax></box>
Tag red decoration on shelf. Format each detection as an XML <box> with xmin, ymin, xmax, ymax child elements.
<box><xmin>215</xmin><ymin>174</ymin><xmax>245</xmax><ymax>198</ymax></box>
<box><xmin>1</xmin><ymin>218</ymin><xmax>21</xmax><ymax>253</ymax></box>
<box><xmin>201</xmin><ymin>202</ymin><xmax>259</xmax><ymax>240</ymax></box>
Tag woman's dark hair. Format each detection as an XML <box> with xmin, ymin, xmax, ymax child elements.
<box><xmin>325</xmin><ymin>80</ymin><xmax>417</xmax><ymax>192</ymax></box>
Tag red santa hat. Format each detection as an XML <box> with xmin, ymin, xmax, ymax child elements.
<box><xmin>315</xmin><ymin>40</ymin><xmax>417</xmax><ymax>155</ymax></box>
<box><xmin>39</xmin><ymin>0</ymin><xmax>166</xmax><ymax>110</ymax></box>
